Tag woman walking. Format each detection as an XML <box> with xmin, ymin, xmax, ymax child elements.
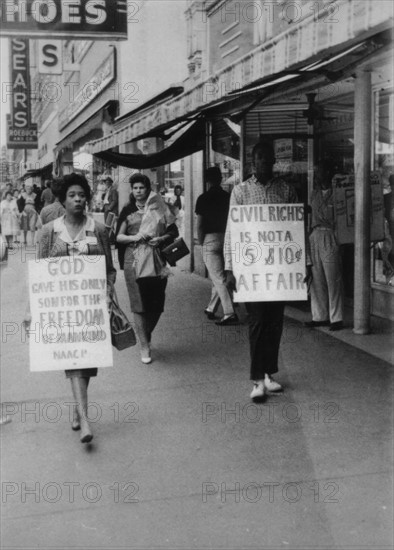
<box><xmin>0</xmin><ymin>191</ymin><xmax>20</xmax><ymax>249</ymax></box>
<box><xmin>116</xmin><ymin>174</ymin><xmax>178</xmax><ymax>363</ymax></box>
<box><xmin>35</xmin><ymin>173</ymin><xmax>116</xmax><ymax>443</ymax></box>
<box><xmin>20</xmin><ymin>184</ymin><xmax>39</xmax><ymax>245</ymax></box>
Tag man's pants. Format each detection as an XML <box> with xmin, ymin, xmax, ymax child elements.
<box><xmin>245</xmin><ymin>301</ymin><xmax>285</xmax><ymax>381</ymax></box>
<box><xmin>310</xmin><ymin>228</ymin><xmax>343</xmax><ymax>323</ymax></box>
<box><xmin>203</xmin><ymin>233</ymin><xmax>234</xmax><ymax>316</ymax></box>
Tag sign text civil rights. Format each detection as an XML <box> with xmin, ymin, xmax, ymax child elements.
<box><xmin>227</xmin><ymin>203</ymin><xmax>308</xmax><ymax>302</ymax></box>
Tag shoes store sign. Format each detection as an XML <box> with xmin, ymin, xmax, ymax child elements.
<box><xmin>0</xmin><ymin>0</ymin><xmax>128</xmax><ymax>40</ymax></box>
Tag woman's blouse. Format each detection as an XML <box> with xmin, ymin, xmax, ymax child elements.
<box><xmin>39</xmin><ymin>215</ymin><xmax>116</xmax><ymax>287</ymax></box>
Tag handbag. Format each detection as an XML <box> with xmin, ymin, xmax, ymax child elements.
<box><xmin>109</xmin><ymin>288</ymin><xmax>137</xmax><ymax>350</ymax></box>
<box><xmin>161</xmin><ymin>237</ymin><xmax>190</xmax><ymax>266</ymax></box>
<box><xmin>134</xmin><ymin>242</ymin><xmax>165</xmax><ymax>279</ymax></box>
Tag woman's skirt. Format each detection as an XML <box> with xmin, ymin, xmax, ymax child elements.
<box><xmin>124</xmin><ymin>246</ymin><xmax>167</xmax><ymax>313</ymax></box>
<box><xmin>65</xmin><ymin>368</ymin><xmax>98</xmax><ymax>379</ymax></box>
<box><xmin>21</xmin><ymin>204</ymin><xmax>38</xmax><ymax>232</ymax></box>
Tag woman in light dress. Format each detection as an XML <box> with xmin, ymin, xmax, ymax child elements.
<box><xmin>0</xmin><ymin>191</ymin><xmax>20</xmax><ymax>249</ymax></box>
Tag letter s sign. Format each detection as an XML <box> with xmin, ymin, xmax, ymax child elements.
<box><xmin>38</xmin><ymin>41</ymin><xmax>63</xmax><ymax>75</ymax></box>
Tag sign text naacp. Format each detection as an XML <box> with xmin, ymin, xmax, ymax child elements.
<box><xmin>28</xmin><ymin>256</ymin><xmax>112</xmax><ymax>372</ymax></box>
<box><xmin>227</xmin><ymin>204</ymin><xmax>307</xmax><ymax>302</ymax></box>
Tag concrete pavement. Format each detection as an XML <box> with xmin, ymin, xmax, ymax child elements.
<box><xmin>1</xmin><ymin>245</ymin><xmax>393</xmax><ymax>549</ymax></box>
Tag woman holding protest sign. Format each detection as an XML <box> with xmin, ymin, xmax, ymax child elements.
<box><xmin>116</xmin><ymin>173</ymin><xmax>178</xmax><ymax>364</ymax></box>
<box><xmin>36</xmin><ymin>173</ymin><xmax>116</xmax><ymax>443</ymax></box>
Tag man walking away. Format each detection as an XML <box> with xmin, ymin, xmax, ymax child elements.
<box><xmin>196</xmin><ymin>167</ymin><xmax>238</xmax><ymax>325</ymax></box>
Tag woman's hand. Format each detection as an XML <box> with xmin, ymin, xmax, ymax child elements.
<box><xmin>22</xmin><ymin>312</ymin><xmax>32</xmax><ymax>337</ymax></box>
<box><xmin>148</xmin><ymin>236</ymin><xmax>165</xmax><ymax>248</ymax></box>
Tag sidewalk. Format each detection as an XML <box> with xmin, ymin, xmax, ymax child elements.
<box><xmin>285</xmin><ymin>304</ymin><xmax>394</xmax><ymax>366</ymax></box>
<box><xmin>1</xmin><ymin>252</ymin><xmax>393</xmax><ymax>549</ymax></box>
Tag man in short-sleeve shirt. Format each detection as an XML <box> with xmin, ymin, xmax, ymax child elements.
<box><xmin>195</xmin><ymin>167</ymin><xmax>237</xmax><ymax>324</ymax></box>
<box><xmin>224</xmin><ymin>141</ymin><xmax>299</xmax><ymax>401</ymax></box>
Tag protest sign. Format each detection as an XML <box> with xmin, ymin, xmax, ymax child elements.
<box><xmin>227</xmin><ymin>203</ymin><xmax>307</xmax><ymax>302</ymax></box>
<box><xmin>28</xmin><ymin>255</ymin><xmax>112</xmax><ymax>372</ymax></box>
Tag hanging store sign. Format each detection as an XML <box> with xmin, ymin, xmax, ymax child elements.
<box><xmin>28</xmin><ymin>256</ymin><xmax>113</xmax><ymax>372</ymax></box>
<box><xmin>332</xmin><ymin>173</ymin><xmax>385</xmax><ymax>244</ymax></box>
<box><xmin>38</xmin><ymin>40</ymin><xmax>63</xmax><ymax>74</ymax></box>
<box><xmin>58</xmin><ymin>48</ymin><xmax>115</xmax><ymax>129</ymax></box>
<box><xmin>0</xmin><ymin>0</ymin><xmax>128</xmax><ymax>40</ymax></box>
<box><xmin>6</xmin><ymin>38</ymin><xmax>38</xmax><ymax>149</ymax></box>
<box><xmin>7</xmin><ymin>115</ymin><xmax>38</xmax><ymax>148</ymax></box>
<box><xmin>228</xmin><ymin>203</ymin><xmax>307</xmax><ymax>302</ymax></box>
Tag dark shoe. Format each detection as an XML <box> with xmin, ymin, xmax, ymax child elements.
<box><xmin>204</xmin><ymin>309</ymin><xmax>217</xmax><ymax>321</ymax></box>
<box><xmin>304</xmin><ymin>320</ymin><xmax>330</xmax><ymax>328</ymax></box>
<box><xmin>80</xmin><ymin>422</ymin><xmax>93</xmax><ymax>443</ymax></box>
<box><xmin>72</xmin><ymin>409</ymin><xmax>81</xmax><ymax>431</ymax></box>
<box><xmin>329</xmin><ymin>321</ymin><xmax>344</xmax><ymax>331</ymax></box>
<box><xmin>215</xmin><ymin>314</ymin><xmax>239</xmax><ymax>326</ymax></box>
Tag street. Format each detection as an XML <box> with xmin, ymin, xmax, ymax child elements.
<box><xmin>1</xmin><ymin>246</ymin><xmax>393</xmax><ymax>549</ymax></box>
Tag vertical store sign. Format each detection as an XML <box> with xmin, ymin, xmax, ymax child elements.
<box><xmin>6</xmin><ymin>38</ymin><xmax>38</xmax><ymax>149</ymax></box>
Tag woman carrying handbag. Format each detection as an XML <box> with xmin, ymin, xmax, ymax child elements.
<box><xmin>116</xmin><ymin>173</ymin><xmax>178</xmax><ymax>364</ymax></box>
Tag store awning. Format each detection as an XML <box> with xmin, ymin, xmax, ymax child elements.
<box><xmin>86</xmin><ymin>0</ymin><xmax>392</xmax><ymax>155</ymax></box>
<box><xmin>92</xmin><ymin>118</ymin><xmax>206</xmax><ymax>169</ymax></box>
<box><xmin>55</xmin><ymin>101</ymin><xmax>118</xmax><ymax>153</ymax></box>
<box><xmin>22</xmin><ymin>162</ymin><xmax>53</xmax><ymax>180</ymax></box>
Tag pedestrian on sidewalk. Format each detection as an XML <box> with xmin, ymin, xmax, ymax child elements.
<box><xmin>41</xmin><ymin>180</ymin><xmax>55</xmax><ymax>209</ymax></box>
<box><xmin>116</xmin><ymin>173</ymin><xmax>178</xmax><ymax>364</ymax></box>
<box><xmin>27</xmin><ymin>173</ymin><xmax>116</xmax><ymax>443</ymax></box>
<box><xmin>195</xmin><ymin>166</ymin><xmax>238</xmax><ymax>325</ymax></box>
<box><xmin>0</xmin><ymin>191</ymin><xmax>20</xmax><ymax>249</ymax></box>
<box><xmin>304</xmin><ymin>161</ymin><xmax>344</xmax><ymax>331</ymax></box>
<box><xmin>39</xmin><ymin>180</ymin><xmax>65</xmax><ymax>225</ymax></box>
<box><xmin>224</xmin><ymin>140</ymin><xmax>298</xmax><ymax>401</ymax></box>
<box><xmin>20</xmin><ymin>184</ymin><xmax>39</xmax><ymax>246</ymax></box>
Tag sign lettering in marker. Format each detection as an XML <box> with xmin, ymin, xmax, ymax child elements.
<box><xmin>227</xmin><ymin>203</ymin><xmax>308</xmax><ymax>302</ymax></box>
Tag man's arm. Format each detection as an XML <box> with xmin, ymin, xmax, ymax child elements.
<box><xmin>196</xmin><ymin>215</ymin><xmax>205</xmax><ymax>246</ymax></box>
<box><xmin>224</xmin><ymin>186</ymin><xmax>241</xmax><ymax>291</ymax></box>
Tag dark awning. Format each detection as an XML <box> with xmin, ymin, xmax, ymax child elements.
<box><xmin>92</xmin><ymin>118</ymin><xmax>206</xmax><ymax>169</ymax></box>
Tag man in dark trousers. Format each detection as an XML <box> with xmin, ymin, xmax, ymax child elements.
<box><xmin>195</xmin><ymin>166</ymin><xmax>238</xmax><ymax>325</ymax></box>
<box><xmin>224</xmin><ymin>140</ymin><xmax>298</xmax><ymax>401</ymax></box>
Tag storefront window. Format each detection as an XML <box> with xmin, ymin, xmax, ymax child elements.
<box><xmin>372</xmin><ymin>88</ymin><xmax>394</xmax><ymax>287</ymax></box>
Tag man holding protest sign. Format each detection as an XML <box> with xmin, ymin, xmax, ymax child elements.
<box><xmin>224</xmin><ymin>140</ymin><xmax>309</xmax><ymax>401</ymax></box>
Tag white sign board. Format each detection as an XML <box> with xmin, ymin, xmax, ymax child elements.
<box><xmin>38</xmin><ymin>41</ymin><xmax>63</xmax><ymax>75</ymax></box>
<box><xmin>332</xmin><ymin>172</ymin><xmax>385</xmax><ymax>244</ymax></box>
<box><xmin>28</xmin><ymin>256</ymin><xmax>112</xmax><ymax>372</ymax></box>
<box><xmin>228</xmin><ymin>204</ymin><xmax>308</xmax><ymax>302</ymax></box>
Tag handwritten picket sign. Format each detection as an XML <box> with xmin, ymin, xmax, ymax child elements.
<box><xmin>28</xmin><ymin>256</ymin><xmax>112</xmax><ymax>372</ymax></box>
<box><xmin>227</xmin><ymin>203</ymin><xmax>308</xmax><ymax>302</ymax></box>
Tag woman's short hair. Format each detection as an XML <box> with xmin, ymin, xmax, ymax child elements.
<box><xmin>5</xmin><ymin>191</ymin><xmax>13</xmax><ymax>199</ymax></box>
<box><xmin>129</xmin><ymin>173</ymin><xmax>151</xmax><ymax>191</ymax></box>
<box><xmin>58</xmin><ymin>173</ymin><xmax>92</xmax><ymax>204</ymax></box>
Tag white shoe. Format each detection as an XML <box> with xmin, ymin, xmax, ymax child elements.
<box><xmin>250</xmin><ymin>381</ymin><xmax>266</xmax><ymax>399</ymax></box>
<box><xmin>140</xmin><ymin>348</ymin><xmax>152</xmax><ymax>364</ymax></box>
<box><xmin>264</xmin><ymin>375</ymin><xmax>282</xmax><ymax>392</ymax></box>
